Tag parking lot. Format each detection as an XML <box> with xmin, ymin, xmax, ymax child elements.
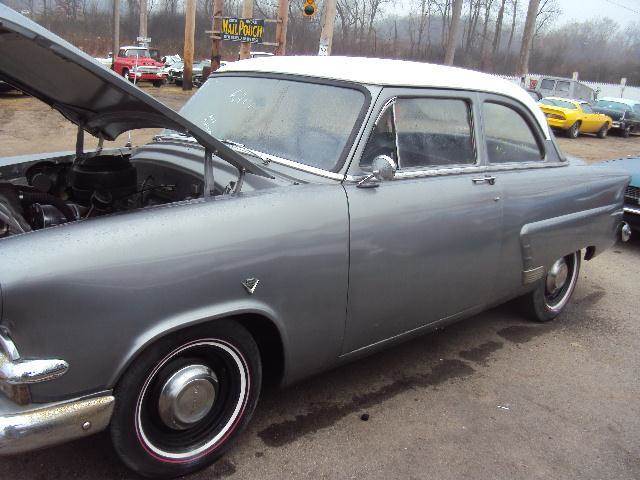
<box><xmin>0</xmin><ymin>86</ymin><xmax>639</xmax><ymax>479</ymax></box>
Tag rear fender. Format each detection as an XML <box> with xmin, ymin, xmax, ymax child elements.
<box><xmin>520</xmin><ymin>204</ymin><xmax>622</xmax><ymax>280</ymax></box>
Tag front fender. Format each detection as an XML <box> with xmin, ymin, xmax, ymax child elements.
<box><xmin>0</xmin><ymin>183</ymin><xmax>349</xmax><ymax>402</ymax></box>
<box><xmin>107</xmin><ymin>300</ymin><xmax>288</xmax><ymax>389</ymax></box>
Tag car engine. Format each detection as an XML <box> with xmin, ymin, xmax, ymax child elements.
<box><xmin>0</xmin><ymin>153</ymin><xmax>203</xmax><ymax>238</ymax></box>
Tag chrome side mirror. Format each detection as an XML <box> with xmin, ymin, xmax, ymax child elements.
<box><xmin>357</xmin><ymin>155</ymin><xmax>397</xmax><ymax>188</ymax></box>
<box><xmin>372</xmin><ymin>155</ymin><xmax>396</xmax><ymax>181</ymax></box>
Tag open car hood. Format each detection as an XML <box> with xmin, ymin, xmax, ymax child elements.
<box><xmin>0</xmin><ymin>5</ymin><xmax>271</xmax><ymax>178</ymax></box>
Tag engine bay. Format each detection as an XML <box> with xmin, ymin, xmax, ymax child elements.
<box><xmin>0</xmin><ymin>152</ymin><xmax>204</xmax><ymax>238</ymax></box>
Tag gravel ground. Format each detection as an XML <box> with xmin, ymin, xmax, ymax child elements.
<box><xmin>0</xmin><ymin>85</ymin><xmax>639</xmax><ymax>479</ymax></box>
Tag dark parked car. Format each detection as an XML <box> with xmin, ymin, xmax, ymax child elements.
<box><xmin>592</xmin><ymin>97</ymin><xmax>640</xmax><ymax>137</ymax></box>
<box><xmin>0</xmin><ymin>5</ymin><xmax>631</xmax><ymax>479</ymax></box>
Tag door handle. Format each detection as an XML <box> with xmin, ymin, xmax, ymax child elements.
<box><xmin>472</xmin><ymin>176</ymin><xmax>497</xmax><ymax>185</ymax></box>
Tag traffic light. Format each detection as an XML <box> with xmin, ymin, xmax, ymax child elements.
<box><xmin>303</xmin><ymin>0</ymin><xmax>317</xmax><ymax>17</ymax></box>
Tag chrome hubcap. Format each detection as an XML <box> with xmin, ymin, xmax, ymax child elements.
<box><xmin>546</xmin><ymin>258</ymin><xmax>569</xmax><ymax>296</ymax></box>
<box><xmin>158</xmin><ymin>364</ymin><xmax>218</xmax><ymax>430</ymax></box>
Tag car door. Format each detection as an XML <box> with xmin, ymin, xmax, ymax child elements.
<box><xmin>579</xmin><ymin>103</ymin><xmax>599</xmax><ymax>133</ymax></box>
<box><xmin>342</xmin><ymin>90</ymin><xmax>503</xmax><ymax>354</ymax></box>
<box><xmin>478</xmin><ymin>94</ymin><xmax>565</xmax><ymax>301</ymax></box>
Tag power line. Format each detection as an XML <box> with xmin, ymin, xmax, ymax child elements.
<box><xmin>603</xmin><ymin>0</ymin><xmax>640</xmax><ymax>15</ymax></box>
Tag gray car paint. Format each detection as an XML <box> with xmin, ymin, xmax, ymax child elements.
<box><xmin>0</xmin><ymin>7</ymin><xmax>630</xmax><ymax>407</ymax></box>
<box><xmin>1</xmin><ymin>85</ymin><xmax>628</xmax><ymax>404</ymax></box>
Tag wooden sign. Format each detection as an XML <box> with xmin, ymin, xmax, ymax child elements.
<box><xmin>221</xmin><ymin>17</ymin><xmax>265</xmax><ymax>43</ymax></box>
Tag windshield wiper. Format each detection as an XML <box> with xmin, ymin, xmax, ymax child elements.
<box><xmin>221</xmin><ymin>139</ymin><xmax>271</xmax><ymax>166</ymax></box>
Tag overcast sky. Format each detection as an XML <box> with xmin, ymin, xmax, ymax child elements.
<box><xmin>559</xmin><ymin>0</ymin><xmax>640</xmax><ymax>26</ymax></box>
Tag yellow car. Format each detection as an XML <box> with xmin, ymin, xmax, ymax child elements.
<box><xmin>538</xmin><ymin>97</ymin><xmax>613</xmax><ymax>139</ymax></box>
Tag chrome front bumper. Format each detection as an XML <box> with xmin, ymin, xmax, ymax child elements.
<box><xmin>0</xmin><ymin>393</ymin><xmax>114</xmax><ymax>454</ymax></box>
<box><xmin>0</xmin><ymin>329</ymin><xmax>114</xmax><ymax>454</ymax></box>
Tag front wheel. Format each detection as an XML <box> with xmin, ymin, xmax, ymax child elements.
<box><xmin>521</xmin><ymin>251</ymin><xmax>581</xmax><ymax>322</ymax></box>
<box><xmin>152</xmin><ymin>80</ymin><xmax>164</xmax><ymax>88</ymax></box>
<box><xmin>110</xmin><ymin>320</ymin><xmax>262</xmax><ymax>478</ymax></box>
<box><xmin>597</xmin><ymin>124</ymin><xmax>609</xmax><ymax>139</ymax></box>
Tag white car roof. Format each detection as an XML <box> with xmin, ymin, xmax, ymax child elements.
<box><xmin>599</xmin><ymin>97</ymin><xmax>640</xmax><ymax>106</ymax></box>
<box><xmin>220</xmin><ymin>56</ymin><xmax>550</xmax><ymax>138</ymax></box>
<box><xmin>121</xmin><ymin>46</ymin><xmax>148</xmax><ymax>50</ymax></box>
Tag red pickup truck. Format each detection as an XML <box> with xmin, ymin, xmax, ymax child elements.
<box><xmin>112</xmin><ymin>46</ymin><xmax>167</xmax><ymax>87</ymax></box>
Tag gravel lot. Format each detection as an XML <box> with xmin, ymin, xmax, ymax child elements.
<box><xmin>0</xmin><ymin>85</ymin><xmax>639</xmax><ymax>479</ymax></box>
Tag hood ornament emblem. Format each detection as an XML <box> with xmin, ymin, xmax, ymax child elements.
<box><xmin>242</xmin><ymin>278</ymin><xmax>260</xmax><ymax>295</ymax></box>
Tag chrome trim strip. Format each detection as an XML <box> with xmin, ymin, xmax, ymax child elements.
<box><xmin>0</xmin><ymin>394</ymin><xmax>114</xmax><ymax>455</ymax></box>
<box><xmin>395</xmin><ymin>165</ymin><xmax>485</xmax><ymax>180</ymax></box>
<box><xmin>485</xmin><ymin>161</ymin><xmax>567</xmax><ymax>172</ymax></box>
<box><xmin>233</xmin><ymin>149</ymin><xmax>345</xmax><ymax>181</ymax></box>
<box><xmin>0</xmin><ymin>352</ymin><xmax>68</xmax><ymax>385</ymax></box>
<box><xmin>523</xmin><ymin>266</ymin><xmax>545</xmax><ymax>285</ymax></box>
<box><xmin>345</xmin><ymin>161</ymin><xmax>568</xmax><ymax>183</ymax></box>
<box><xmin>624</xmin><ymin>206</ymin><xmax>640</xmax><ymax>216</ymax></box>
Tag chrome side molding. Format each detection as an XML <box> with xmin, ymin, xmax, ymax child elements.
<box><xmin>522</xmin><ymin>266</ymin><xmax>545</xmax><ymax>285</ymax></box>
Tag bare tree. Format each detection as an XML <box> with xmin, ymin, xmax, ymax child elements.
<box><xmin>479</xmin><ymin>0</ymin><xmax>495</xmax><ymax>69</ymax></box>
<box><xmin>492</xmin><ymin>0</ymin><xmax>506</xmax><ymax>55</ymax></box>
<box><xmin>443</xmin><ymin>0</ymin><xmax>461</xmax><ymax>64</ymax></box>
<box><xmin>516</xmin><ymin>0</ymin><xmax>539</xmax><ymax>75</ymax></box>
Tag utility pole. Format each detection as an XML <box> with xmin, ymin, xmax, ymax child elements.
<box><xmin>318</xmin><ymin>0</ymin><xmax>337</xmax><ymax>55</ymax></box>
<box><xmin>210</xmin><ymin>0</ymin><xmax>224</xmax><ymax>70</ymax></box>
<box><xmin>274</xmin><ymin>0</ymin><xmax>289</xmax><ymax>55</ymax></box>
<box><xmin>516</xmin><ymin>0</ymin><xmax>540</xmax><ymax>76</ymax></box>
<box><xmin>139</xmin><ymin>0</ymin><xmax>148</xmax><ymax>41</ymax></box>
<box><xmin>443</xmin><ymin>0</ymin><xmax>462</xmax><ymax>65</ymax></box>
<box><xmin>112</xmin><ymin>0</ymin><xmax>120</xmax><ymax>68</ymax></box>
<box><xmin>238</xmin><ymin>0</ymin><xmax>253</xmax><ymax>60</ymax></box>
<box><xmin>183</xmin><ymin>0</ymin><xmax>196</xmax><ymax>90</ymax></box>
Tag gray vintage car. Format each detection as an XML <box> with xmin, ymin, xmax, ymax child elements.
<box><xmin>0</xmin><ymin>5</ymin><xmax>631</xmax><ymax>478</ymax></box>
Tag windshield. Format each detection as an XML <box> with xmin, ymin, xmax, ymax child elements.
<box><xmin>124</xmin><ymin>49</ymin><xmax>150</xmax><ymax>58</ymax></box>
<box><xmin>178</xmin><ymin>76</ymin><xmax>366</xmax><ymax>171</ymax></box>
<box><xmin>595</xmin><ymin>100</ymin><xmax>628</xmax><ymax>111</ymax></box>
<box><xmin>540</xmin><ymin>98</ymin><xmax>576</xmax><ymax>109</ymax></box>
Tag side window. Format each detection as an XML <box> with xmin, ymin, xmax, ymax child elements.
<box><xmin>633</xmin><ymin>105</ymin><xmax>640</xmax><ymax>114</ymax></box>
<box><xmin>118</xmin><ymin>49</ymin><xmax>126</xmax><ymax>58</ymax></box>
<box><xmin>394</xmin><ymin>98</ymin><xmax>475</xmax><ymax>168</ymax></box>
<box><xmin>540</xmin><ymin>79</ymin><xmax>555</xmax><ymax>90</ymax></box>
<box><xmin>556</xmin><ymin>81</ymin><xmax>571</xmax><ymax>94</ymax></box>
<box><xmin>361</xmin><ymin>97</ymin><xmax>475</xmax><ymax>169</ymax></box>
<box><xmin>483</xmin><ymin>102</ymin><xmax>544</xmax><ymax>164</ymax></box>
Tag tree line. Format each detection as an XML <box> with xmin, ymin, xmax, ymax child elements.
<box><xmin>4</xmin><ymin>0</ymin><xmax>639</xmax><ymax>84</ymax></box>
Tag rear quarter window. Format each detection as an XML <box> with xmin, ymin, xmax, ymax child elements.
<box><xmin>483</xmin><ymin>102</ymin><xmax>543</xmax><ymax>164</ymax></box>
